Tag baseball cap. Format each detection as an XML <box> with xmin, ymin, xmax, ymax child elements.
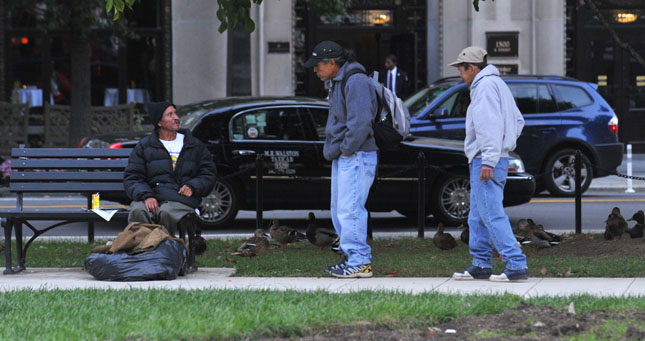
<box><xmin>304</xmin><ymin>41</ymin><xmax>343</xmax><ymax>68</ymax></box>
<box><xmin>448</xmin><ymin>46</ymin><xmax>488</xmax><ymax>67</ymax></box>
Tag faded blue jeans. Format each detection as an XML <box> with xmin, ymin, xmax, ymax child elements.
<box><xmin>331</xmin><ymin>151</ymin><xmax>377</xmax><ymax>266</ymax></box>
<box><xmin>468</xmin><ymin>158</ymin><xmax>527</xmax><ymax>270</ymax></box>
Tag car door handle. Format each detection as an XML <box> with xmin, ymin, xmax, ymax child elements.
<box><xmin>233</xmin><ymin>150</ymin><xmax>256</xmax><ymax>156</ymax></box>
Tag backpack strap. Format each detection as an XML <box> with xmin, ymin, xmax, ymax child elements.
<box><xmin>339</xmin><ymin>69</ymin><xmax>366</xmax><ymax>98</ymax></box>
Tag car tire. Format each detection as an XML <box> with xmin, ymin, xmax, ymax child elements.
<box><xmin>430</xmin><ymin>174</ymin><xmax>470</xmax><ymax>226</ymax></box>
<box><xmin>543</xmin><ymin>148</ymin><xmax>593</xmax><ymax>197</ymax></box>
<box><xmin>198</xmin><ymin>178</ymin><xmax>240</xmax><ymax>228</ymax></box>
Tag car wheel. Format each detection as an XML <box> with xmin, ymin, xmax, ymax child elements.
<box><xmin>431</xmin><ymin>175</ymin><xmax>470</xmax><ymax>226</ymax></box>
<box><xmin>198</xmin><ymin>179</ymin><xmax>240</xmax><ymax>227</ymax></box>
<box><xmin>543</xmin><ymin>149</ymin><xmax>592</xmax><ymax>197</ymax></box>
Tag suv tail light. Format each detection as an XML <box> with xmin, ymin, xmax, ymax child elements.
<box><xmin>608</xmin><ymin>116</ymin><xmax>618</xmax><ymax>135</ymax></box>
<box><xmin>108</xmin><ymin>142</ymin><xmax>123</xmax><ymax>149</ymax></box>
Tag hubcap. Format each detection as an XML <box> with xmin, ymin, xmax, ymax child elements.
<box><xmin>199</xmin><ymin>181</ymin><xmax>232</xmax><ymax>223</ymax></box>
<box><xmin>551</xmin><ymin>154</ymin><xmax>588</xmax><ymax>193</ymax></box>
<box><xmin>440</xmin><ymin>178</ymin><xmax>470</xmax><ymax>220</ymax></box>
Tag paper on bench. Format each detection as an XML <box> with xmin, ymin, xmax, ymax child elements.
<box><xmin>91</xmin><ymin>209</ymin><xmax>119</xmax><ymax>222</ymax></box>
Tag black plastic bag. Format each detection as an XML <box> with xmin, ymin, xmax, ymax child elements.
<box><xmin>85</xmin><ymin>240</ymin><xmax>186</xmax><ymax>281</ymax></box>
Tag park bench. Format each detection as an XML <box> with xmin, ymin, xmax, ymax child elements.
<box><xmin>0</xmin><ymin>147</ymin><xmax>200</xmax><ymax>275</ymax></box>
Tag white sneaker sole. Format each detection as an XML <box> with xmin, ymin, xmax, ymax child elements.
<box><xmin>489</xmin><ymin>273</ymin><xmax>528</xmax><ymax>282</ymax></box>
<box><xmin>331</xmin><ymin>272</ymin><xmax>373</xmax><ymax>279</ymax></box>
<box><xmin>452</xmin><ymin>271</ymin><xmax>475</xmax><ymax>280</ymax></box>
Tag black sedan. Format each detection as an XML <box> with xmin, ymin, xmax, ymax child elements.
<box><xmin>82</xmin><ymin>97</ymin><xmax>535</xmax><ymax>227</ymax></box>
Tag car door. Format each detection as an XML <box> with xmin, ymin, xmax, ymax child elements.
<box><xmin>301</xmin><ymin>105</ymin><xmax>335</xmax><ymax>207</ymax></box>
<box><xmin>413</xmin><ymin>85</ymin><xmax>470</xmax><ymax>140</ymax></box>
<box><xmin>506</xmin><ymin>82</ymin><xmax>561</xmax><ymax>173</ymax></box>
<box><xmin>227</xmin><ymin>105</ymin><xmax>321</xmax><ymax>207</ymax></box>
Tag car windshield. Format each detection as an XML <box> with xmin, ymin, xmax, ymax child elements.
<box><xmin>177</xmin><ymin>106</ymin><xmax>210</xmax><ymax>129</ymax></box>
<box><xmin>404</xmin><ymin>82</ymin><xmax>456</xmax><ymax>117</ymax></box>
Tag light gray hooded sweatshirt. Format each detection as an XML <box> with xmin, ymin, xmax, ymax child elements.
<box><xmin>465</xmin><ymin>64</ymin><xmax>525</xmax><ymax>168</ymax></box>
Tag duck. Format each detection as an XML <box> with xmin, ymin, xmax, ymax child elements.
<box><xmin>433</xmin><ymin>223</ymin><xmax>457</xmax><ymax>250</ymax></box>
<box><xmin>527</xmin><ymin>219</ymin><xmax>561</xmax><ymax>245</ymax></box>
<box><xmin>232</xmin><ymin>229</ymin><xmax>270</xmax><ymax>257</ymax></box>
<box><xmin>305</xmin><ymin>212</ymin><xmax>338</xmax><ymax>250</ymax></box>
<box><xmin>604</xmin><ymin>207</ymin><xmax>628</xmax><ymax>240</ymax></box>
<box><xmin>627</xmin><ymin>210</ymin><xmax>645</xmax><ymax>239</ymax></box>
<box><xmin>514</xmin><ymin>219</ymin><xmax>534</xmax><ymax>245</ymax></box>
<box><xmin>269</xmin><ymin>219</ymin><xmax>306</xmax><ymax>247</ymax></box>
<box><xmin>458</xmin><ymin>222</ymin><xmax>469</xmax><ymax>244</ymax></box>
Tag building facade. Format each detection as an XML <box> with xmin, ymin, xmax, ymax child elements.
<box><xmin>3</xmin><ymin>0</ymin><xmax>644</xmax><ymax>144</ymax></box>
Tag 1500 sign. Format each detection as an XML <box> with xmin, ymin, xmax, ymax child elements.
<box><xmin>487</xmin><ymin>32</ymin><xmax>518</xmax><ymax>57</ymax></box>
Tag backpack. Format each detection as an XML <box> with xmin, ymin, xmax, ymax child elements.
<box><xmin>340</xmin><ymin>69</ymin><xmax>411</xmax><ymax>150</ymax></box>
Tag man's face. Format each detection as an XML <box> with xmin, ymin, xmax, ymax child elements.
<box><xmin>384</xmin><ymin>58</ymin><xmax>395</xmax><ymax>70</ymax></box>
<box><xmin>458</xmin><ymin>64</ymin><xmax>479</xmax><ymax>86</ymax></box>
<box><xmin>313</xmin><ymin>59</ymin><xmax>339</xmax><ymax>82</ymax></box>
<box><xmin>158</xmin><ymin>106</ymin><xmax>180</xmax><ymax>132</ymax></box>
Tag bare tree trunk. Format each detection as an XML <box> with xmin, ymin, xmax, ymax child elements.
<box><xmin>69</xmin><ymin>35</ymin><xmax>92</xmax><ymax>147</ymax></box>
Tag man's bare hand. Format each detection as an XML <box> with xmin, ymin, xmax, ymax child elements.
<box><xmin>144</xmin><ymin>197</ymin><xmax>159</xmax><ymax>213</ymax></box>
<box><xmin>178</xmin><ymin>185</ymin><xmax>193</xmax><ymax>197</ymax></box>
<box><xmin>480</xmin><ymin>166</ymin><xmax>494</xmax><ymax>181</ymax></box>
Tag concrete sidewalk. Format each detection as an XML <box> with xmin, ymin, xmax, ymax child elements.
<box><xmin>1</xmin><ymin>267</ymin><xmax>643</xmax><ymax>297</ymax></box>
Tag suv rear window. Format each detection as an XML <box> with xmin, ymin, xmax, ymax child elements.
<box><xmin>551</xmin><ymin>84</ymin><xmax>593</xmax><ymax>110</ymax></box>
<box><xmin>507</xmin><ymin>83</ymin><xmax>557</xmax><ymax>114</ymax></box>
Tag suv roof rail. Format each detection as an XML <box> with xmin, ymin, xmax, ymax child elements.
<box><xmin>500</xmin><ymin>74</ymin><xmax>579</xmax><ymax>81</ymax></box>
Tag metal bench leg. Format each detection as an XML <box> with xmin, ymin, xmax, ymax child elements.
<box><xmin>3</xmin><ymin>218</ymin><xmax>16</xmax><ymax>275</ymax></box>
<box><xmin>88</xmin><ymin>221</ymin><xmax>95</xmax><ymax>243</ymax></box>
<box><xmin>14</xmin><ymin>222</ymin><xmax>25</xmax><ymax>272</ymax></box>
<box><xmin>178</xmin><ymin>214</ymin><xmax>197</xmax><ymax>275</ymax></box>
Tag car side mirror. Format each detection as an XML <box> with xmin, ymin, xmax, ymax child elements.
<box><xmin>430</xmin><ymin>107</ymin><xmax>449</xmax><ymax>119</ymax></box>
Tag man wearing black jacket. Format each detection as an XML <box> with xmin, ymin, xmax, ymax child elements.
<box><xmin>123</xmin><ymin>101</ymin><xmax>216</xmax><ymax>235</ymax></box>
<box><xmin>379</xmin><ymin>54</ymin><xmax>409</xmax><ymax>99</ymax></box>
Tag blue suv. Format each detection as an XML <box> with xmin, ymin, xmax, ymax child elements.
<box><xmin>406</xmin><ymin>75</ymin><xmax>623</xmax><ymax>196</ymax></box>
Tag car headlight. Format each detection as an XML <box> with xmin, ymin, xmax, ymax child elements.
<box><xmin>508</xmin><ymin>157</ymin><xmax>525</xmax><ymax>173</ymax></box>
<box><xmin>84</xmin><ymin>138</ymin><xmax>110</xmax><ymax>149</ymax></box>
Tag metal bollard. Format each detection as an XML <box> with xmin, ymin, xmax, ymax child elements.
<box><xmin>255</xmin><ymin>154</ymin><xmax>264</xmax><ymax>231</ymax></box>
<box><xmin>575</xmin><ymin>150</ymin><xmax>582</xmax><ymax>234</ymax></box>
<box><xmin>626</xmin><ymin>144</ymin><xmax>635</xmax><ymax>193</ymax></box>
<box><xmin>417</xmin><ymin>152</ymin><xmax>426</xmax><ymax>239</ymax></box>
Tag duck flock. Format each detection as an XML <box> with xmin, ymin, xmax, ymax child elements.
<box><xmin>230</xmin><ymin>207</ymin><xmax>644</xmax><ymax>257</ymax></box>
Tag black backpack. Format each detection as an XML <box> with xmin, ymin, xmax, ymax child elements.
<box><xmin>340</xmin><ymin>69</ymin><xmax>411</xmax><ymax>150</ymax></box>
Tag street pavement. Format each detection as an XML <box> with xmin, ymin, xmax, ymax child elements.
<box><xmin>1</xmin><ymin>267</ymin><xmax>643</xmax><ymax>297</ymax></box>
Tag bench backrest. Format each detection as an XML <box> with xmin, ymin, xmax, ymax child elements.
<box><xmin>10</xmin><ymin>148</ymin><xmax>133</xmax><ymax>196</ymax></box>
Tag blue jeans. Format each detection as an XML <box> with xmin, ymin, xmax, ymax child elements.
<box><xmin>468</xmin><ymin>158</ymin><xmax>527</xmax><ymax>270</ymax></box>
<box><xmin>331</xmin><ymin>151</ymin><xmax>377</xmax><ymax>266</ymax></box>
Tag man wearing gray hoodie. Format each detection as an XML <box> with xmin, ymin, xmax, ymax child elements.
<box><xmin>448</xmin><ymin>47</ymin><xmax>529</xmax><ymax>282</ymax></box>
<box><xmin>304</xmin><ymin>41</ymin><xmax>378</xmax><ymax>278</ymax></box>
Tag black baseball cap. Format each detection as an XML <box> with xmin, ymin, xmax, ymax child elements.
<box><xmin>304</xmin><ymin>41</ymin><xmax>343</xmax><ymax>68</ymax></box>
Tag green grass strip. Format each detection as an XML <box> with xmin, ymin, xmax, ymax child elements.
<box><xmin>1</xmin><ymin>290</ymin><xmax>643</xmax><ymax>340</ymax></box>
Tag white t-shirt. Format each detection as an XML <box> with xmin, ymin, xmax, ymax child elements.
<box><xmin>160</xmin><ymin>133</ymin><xmax>184</xmax><ymax>170</ymax></box>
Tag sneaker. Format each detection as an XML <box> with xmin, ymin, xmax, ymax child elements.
<box><xmin>330</xmin><ymin>264</ymin><xmax>373</xmax><ymax>278</ymax></box>
<box><xmin>324</xmin><ymin>255</ymin><xmax>347</xmax><ymax>274</ymax></box>
<box><xmin>452</xmin><ymin>265</ymin><xmax>492</xmax><ymax>280</ymax></box>
<box><xmin>489</xmin><ymin>268</ymin><xmax>528</xmax><ymax>282</ymax></box>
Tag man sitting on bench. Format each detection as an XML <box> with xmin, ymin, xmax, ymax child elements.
<box><xmin>123</xmin><ymin>101</ymin><xmax>217</xmax><ymax>235</ymax></box>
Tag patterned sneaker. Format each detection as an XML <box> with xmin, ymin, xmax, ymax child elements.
<box><xmin>330</xmin><ymin>264</ymin><xmax>372</xmax><ymax>278</ymax></box>
<box><xmin>452</xmin><ymin>265</ymin><xmax>492</xmax><ymax>280</ymax></box>
<box><xmin>324</xmin><ymin>255</ymin><xmax>347</xmax><ymax>274</ymax></box>
<box><xmin>489</xmin><ymin>268</ymin><xmax>528</xmax><ymax>282</ymax></box>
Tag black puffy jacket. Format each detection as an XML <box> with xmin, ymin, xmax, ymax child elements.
<box><xmin>123</xmin><ymin>129</ymin><xmax>217</xmax><ymax>208</ymax></box>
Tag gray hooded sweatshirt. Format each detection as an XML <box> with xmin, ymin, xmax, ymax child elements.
<box><xmin>323</xmin><ymin>62</ymin><xmax>379</xmax><ymax>161</ymax></box>
<box><xmin>465</xmin><ymin>64</ymin><xmax>525</xmax><ymax>168</ymax></box>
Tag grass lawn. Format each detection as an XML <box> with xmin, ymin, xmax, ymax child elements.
<box><xmin>0</xmin><ymin>290</ymin><xmax>643</xmax><ymax>340</ymax></box>
<box><xmin>3</xmin><ymin>234</ymin><xmax>644</xmax><ymax>277</ymax></box>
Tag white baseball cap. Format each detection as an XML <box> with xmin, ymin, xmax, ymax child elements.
<box><xmin>448</xmin><ymin>46</ymin><xmax>488</xmax><ymax>67</ymax></box>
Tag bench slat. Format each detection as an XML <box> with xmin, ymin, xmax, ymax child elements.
<box><xmin>11</xmin><ymin>171</ymin><xmax>125</xmax><ymax>181</ymax></box>
<box><xmin>11</xmin><ymin>159</ymin><xmax>129</xmax><ymax>169</ymax></box>
<box><xmin>10</xmin><ymin>183</ymin><xmax>125</xmax><ymax>192</ymax></box>
<box><xmin>11</xmin><ymin>148</ymin><xmax>133</xmax><ymax>158</ymax></box>
<box><xmin>0</xmin><ymin>210</ymin><xmax>130</xmax><ymax>220</ymax></box>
